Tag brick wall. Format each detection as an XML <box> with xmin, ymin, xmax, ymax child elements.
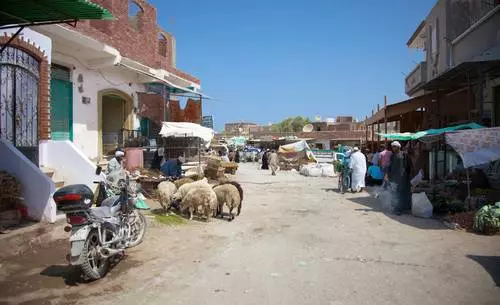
<box><xmin>70</xmin><ymin>0</ymin><xmax>199</xmax><ymax>84</ymax></box>
<box><xmin>0</xmin><ymin>35</ymin><xmax>50</xmax><ymax>141</ymax></box>
<box><xmin>167</xmin><ymin>99</ymin><xmax>202</xmax><ymax>124</ymax></box>
<box><xmin>137</xmin><ymin>93</ymin><xmax>165</xmax><ymax>136</ymax></box>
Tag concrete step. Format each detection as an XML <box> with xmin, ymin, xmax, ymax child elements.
<box><xmin>40</xmin><ymin>166</ymin><xmax>55</xmax><ymax>179</ymax></box>
<box><xmin>40</xmin><ymin>166</ymin><xmax>65</xmax><ymax>189</ymax></box>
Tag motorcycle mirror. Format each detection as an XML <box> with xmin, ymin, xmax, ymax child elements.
<box><xmin>95</xmin><ymin>166</ymin><xmax>102</xmax><ymax>175</ymax></box>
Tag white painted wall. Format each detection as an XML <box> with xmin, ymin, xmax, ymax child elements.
<box><xmin>39</xmin><ymin>140</ymin><xmax>105</xmax><ymax>189</ymax></box>
<box><xmin>51</xmin><ymin>52</ymin><xmax>145</xmax><ymax>160</ymax></box>
<box><xmin>314</xmin><ymin>140</ymin><xmax>331</xmax><ymax>150</ymax></box>
<box><xmin>0</xmin><ymin>139</ymin><xmax>56</xmax><ymax>222</ymax></box>
<box><xmin>1</xmin><ymin>28</ymin><xmax>52</xmax><ymax>63</ymax></box>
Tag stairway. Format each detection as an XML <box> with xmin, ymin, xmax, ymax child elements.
<box><xmin>40</xmin><ymin>166</ymin><xmax>65</xmax><ymax>190</ymax></box>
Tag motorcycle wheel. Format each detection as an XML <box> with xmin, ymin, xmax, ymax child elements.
<box><xmin>80</xmin><ymin>229</ymin><xmax>109</xmax><ymax>280</ymax></box>
<box><xmin>127</xmin><ymin>210</ymin><xmax>147</xmax><ymax>248</ymax></box>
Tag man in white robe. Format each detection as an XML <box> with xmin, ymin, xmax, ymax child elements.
<box><xmin>349</xmin><ymin>147</ymin><xmax>367</xmax><ymax>192</ymax></box>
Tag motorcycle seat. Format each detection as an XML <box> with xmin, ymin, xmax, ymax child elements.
<box><xmin>92</xmin><ymin>195</ymin><xmax>121</xmax><ymax>218</ymax></box>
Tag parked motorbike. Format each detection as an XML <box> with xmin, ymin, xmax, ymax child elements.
<box><xmin>53</xmin><ymin>166</ymin><xmax>147</xmax><ymax>280</ymax></box>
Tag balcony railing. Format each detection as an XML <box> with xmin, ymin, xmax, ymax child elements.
<box><xmin>405</xmin><ymin>61</ymin><xmax>427</xmax><ymax>96</ymax></box>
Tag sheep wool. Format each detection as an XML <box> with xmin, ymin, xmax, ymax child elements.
<box><xmin>172</xmin><ymin>178</ymin><xmax>211</xmax><ymax>202</ymax></box>
<box><xmin>213</xmin><ymin>184</ymin><xmax>242</xmax><ymax>221</ymax></box>
<box><xmin>157</xmin><ymin>181</ymin><xmax>177</xmax><ymax>212</ymax></box>
<box><xmin>180</xmin><ymin>187</ymin><xmax>218</xmax><ymax>221</ymax></box>
<box><xmin>174</xmin><ymin>177</ymin><xmax>195</xmax><ymax>189</ymax></box>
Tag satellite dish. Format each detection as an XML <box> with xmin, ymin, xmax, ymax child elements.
<box><xmin>302</xmin><ymin>124</ymin><xmax>314</xmax><ymax>132</ymax></box>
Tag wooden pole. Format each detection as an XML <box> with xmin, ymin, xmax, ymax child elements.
<box><xmin>377</xmin><ymin>104</ymin><xmax>380</xmax><ymax>147</ymax></box>
<box><xmin>371</xmin><ymin>109</ymin><xmax>375</xmax><ymax>151</ymax></box>
<box><xmin>365</xmin><ymin>115</ymin><xmax>368</xmax><ymax>149</ymax></box>
<box><xmin>384</xmin><ymin>96</ymin><xmax>388</xmax><ymax>137</ymax></box>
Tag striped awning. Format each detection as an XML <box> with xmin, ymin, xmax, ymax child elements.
<box><xmin>0</xmin><ymin>0</ymin><xmax>114</xmax><ymax>28</ymax></box>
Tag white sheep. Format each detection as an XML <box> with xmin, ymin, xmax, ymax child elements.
<box><xmin>213</xmin><ymin>183</ymin><xmax>242</xmax><ymax>221</ymax></box>
<box><xmin>157</xmin><ymin>181</ymin><xmax>177</xmax><ymax>212</ymax></box>
<box><xmin>180</xmin><ymin>187</ymin><xmax>218</xmax><ymax>221</ymax></box>
<box><xmin>172</xmin><ymin>177</ymin><xmax>211</xmax><ymax>203</ymax></box>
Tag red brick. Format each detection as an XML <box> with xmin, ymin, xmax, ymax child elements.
<box><xmin>67</xmin><ymin>0</ymin><xmax>199</xmax><ymax>85</ymax></box>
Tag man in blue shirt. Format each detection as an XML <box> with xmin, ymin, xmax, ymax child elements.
<box><xmin>161</xmin><ymin>156</ymin><xmax>185</xmax><ymax>178</ymax></box>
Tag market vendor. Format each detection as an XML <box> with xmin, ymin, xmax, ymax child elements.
<box><xmin>161</xmin><ymin>156</ymin><xmax>185</xmax><ymax>178</ymax></box>
<box><xmin>384</xmin><ymin>141</ymin><xmax>412</xmax><ymax>215</ymax></box>
<box><xmin>107</xmin><ymin>150</ymin><xmax>125</xmax><ymax>175</ymax></box>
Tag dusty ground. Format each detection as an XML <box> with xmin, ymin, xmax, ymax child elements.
<box><xmin>0</xmin><ymin>163</ymin><xmax>499</xmax><ymax>305</ymax></box>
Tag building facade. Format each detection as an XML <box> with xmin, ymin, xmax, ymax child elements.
<box><xmin>405</xmin><ymin>0</ymin><xmax>500</xmax><ymax>127</ymax></box>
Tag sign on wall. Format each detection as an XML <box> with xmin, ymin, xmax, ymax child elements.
<box><xmin>202</xmin><ymin>115</ymin><xmax>214</xmax><ymax>129</ymax></box>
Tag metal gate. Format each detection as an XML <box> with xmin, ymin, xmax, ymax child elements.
<box><xmin>0</xmin><ymin>46</ymin><xmax>40</xmax><ymax>165</ymax></box>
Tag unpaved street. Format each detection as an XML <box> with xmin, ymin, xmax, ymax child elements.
<box><xmin>1</xmin><ymin>163</ymin><xmax>499</xmax><ymax>305</ymax></box>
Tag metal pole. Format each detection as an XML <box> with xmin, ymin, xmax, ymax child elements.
<box><xmin>466</xmin><ymin>168</ymin><xmax>471</xmax><ymax>199</ymax></box>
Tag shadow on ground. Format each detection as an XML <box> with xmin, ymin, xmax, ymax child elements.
<box><xmin>346</xmin><ymin>192</ymin><xmax>447</xmax><ymax>230</ymax></box>
<box><xmin>467</xmin><ymin>255</ymin><xmax>500</xmax><ymax>286</ymax></box>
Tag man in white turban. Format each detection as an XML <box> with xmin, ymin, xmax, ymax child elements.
<box><xmin>107</xmin><ymin>150</ymin><xmax>125</xmax><ymax>175</ymax></box>
<box><xmin>349</xmin><ymin>147</ymin><xmax>367</xmax><ymax>192</ymax></box>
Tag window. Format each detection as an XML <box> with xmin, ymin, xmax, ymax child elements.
<box><xmin>158</xmin><ymin>33</ymin><xmax>168</xmax><ymax>57</ymax></box>
<box><xmin>128</xmin><ymin>1</ymin><xmax>143</xmax><ymax>31</ymax></box>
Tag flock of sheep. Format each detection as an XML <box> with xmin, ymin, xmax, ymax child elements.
<box><xmin>156</xmin><ymin>177</ymin><xmax>244</xmax><ymax>222</ymax></box>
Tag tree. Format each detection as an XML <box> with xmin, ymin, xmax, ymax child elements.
<box><xmin>270</xmin><ymin>116</ymin><xmax>311</xmax><ymax>133</ymax></box>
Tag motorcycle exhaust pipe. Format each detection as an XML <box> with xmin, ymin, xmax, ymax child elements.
<box><xmin>99</xmin><ymin>247</ymin><xmax>124</xmax><ymax>258</ymax></box>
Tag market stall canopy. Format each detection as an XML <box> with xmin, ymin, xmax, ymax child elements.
<box><xmin>229</xmin><ymin>136</ymin><xmax>246</xmax><ymax>147</ymax></box>
<box><xmin>0</xmin><ymin>0</ymin><xmax>114</xmax><ymax>28</ymax></box>
<box><xmin>278</xmin><ymin>140</ymin><xmax>317</xmax><ymax>162</ymax></box>
<box><xmin>445</xmin><ymin>127</ymin><xmax>500</xmax><ymax>168</ymax></box>
<box><xmin>377</xmin><ymin>123</ymin><xmax>483</xmax><ymax>140</ymax></box>
<box><xmin>159</xmin><ymin>122</ymin><xmax>215</xmax><ymax>148</ymax></box>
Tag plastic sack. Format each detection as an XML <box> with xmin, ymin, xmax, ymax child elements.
<box><xmin>320</xmin><ymin>164</ymin><xmax>335</xmax><ymax>177</ymax></box>
<box><xmin>307</xmin><ymin>167</ymin><xmax>322</xmax><ymax>177</ymax></box>
<box><xmin>411</xmin><ymin>192</ymin><xmax>433</xmax><ymax>218</ymax></box>
<box><xmin>411</xmin><ymin>169</ymin><xmax>424</xmax><ymax>186</ymax></box>
<box><xmin>378</xmin><ymin>188</ymin><xmax>394</xmax><ymax>212</ymax></box>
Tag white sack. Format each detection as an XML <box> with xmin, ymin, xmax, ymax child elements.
<box><xmin>411</xmin><ymin>192</ymin><xmax>433</xmax><ymax>218</ymax></box>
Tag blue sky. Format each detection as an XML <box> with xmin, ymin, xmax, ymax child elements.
<box><xmin>150</xmin><ymin>0</ymin><xmax>435</xmax><ymax>131</ymax></box>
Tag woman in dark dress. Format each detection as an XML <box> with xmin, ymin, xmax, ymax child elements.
<box><xmin>261</xmin><ymin>149</ymin><xmax>269</xmax><ymax>170</ymax></box>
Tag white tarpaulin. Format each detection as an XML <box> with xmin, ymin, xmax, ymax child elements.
<box><xmin>278</xmin><ymin>140</ymin><xmax>317</xmax><ymax>162</ymax></box>
<box><xmin>445</xmin><ymin>127</ymin><xmax>500</xmax><ymax>168</ymax></box>
<box><xmin>159</xmin><ymin>122</ymin><xmax>215</xmax><ymax>147</ymax></box>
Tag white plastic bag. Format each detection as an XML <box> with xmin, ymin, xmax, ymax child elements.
<box><xmin>379</xmin><ymin>189</ymin><xmax>394</xmax><ymax>212</ymax></box>
<box><xmin>320</xmin><ymin>164</ymin><xmax>335</xmax><ymax>177</ymax></box>
<box><xmin>307</xmin><ymin>167</ymin><xmax>322</xmax><ymax>177</ymax></box>
<box><xmin>411</xmin><ymin>192</ymin><xmax>433</xmax><ymax>218</ymax></box>
<box><xmin>410</xmin><ymin>169</ymin><xmax>424</xmax><ymax>186</ymax></box>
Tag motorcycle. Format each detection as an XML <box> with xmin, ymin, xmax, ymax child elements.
<box><xmin>53</xmin><ymin>166</ymin><xmax>147</xmax><ymax>280</ymax></box>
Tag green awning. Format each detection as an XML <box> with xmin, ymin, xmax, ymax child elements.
<box><xmin>0</xmin><ymin>0</ymin><xmax>114</xmax><ymax>28</ymax></box>
<box><xmin>377</xmin><ymin>123</ymin><xmax>484</xmax><ymax>141</ymax></box>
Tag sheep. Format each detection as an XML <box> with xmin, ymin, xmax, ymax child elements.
<box><xmin>179</xmin><ymin>187</ymin><xmax>218</xmax><ymax>221</ymax></box>
<box><xmin>213</xmin><ymin>183</ymin><xmax>242</xmax><ymax>221</ymax></box>
<box><xmin>156</xmin><ymin>181</ymin><xmax>177</xmax><ymax>212</ymax></box>
<box><xmin>171</xmin><ymin>178</ymin><xmax>211</xmax><ymax>203</ymax></box>
<box><xmin>174</xmin><ymin>177</ymin><xmax>194</xmax><ymax>189</ymax></box>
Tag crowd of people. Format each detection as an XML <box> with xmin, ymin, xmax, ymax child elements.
<box><xmin>339</xmin><ymin>141</ymin><xmax>413</xmax><ymax>215</ymax></box>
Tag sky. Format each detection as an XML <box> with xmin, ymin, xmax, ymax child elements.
<box><xmin>149</xmin><ymin>0</ymin><xmax>436</xmax><ymax>132</ymax></box>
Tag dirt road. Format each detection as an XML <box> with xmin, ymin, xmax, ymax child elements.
<box><xmin>1</xmin><ymin>163</ymin><xmax>499</xmax><ymax>305</ymax></box>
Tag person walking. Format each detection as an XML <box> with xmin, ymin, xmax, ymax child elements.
<box><xmin>385</xmin><ymin>141</ymin><xmax>412</xmax><ymax>215</ymax></box>
<box><xmin>269</xmin><ymin>150</ymin><xmax>279</xmax><ymax>176</ymax></box>
<box><xmin>349</xmin><ymin>147</ymin><xmax>367</xmax><ymax>192</ymax></box>
<box><xmin>261</xmin><ymin>149</ymin><xmax>270</xmax><ymax>170</ymax></box>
